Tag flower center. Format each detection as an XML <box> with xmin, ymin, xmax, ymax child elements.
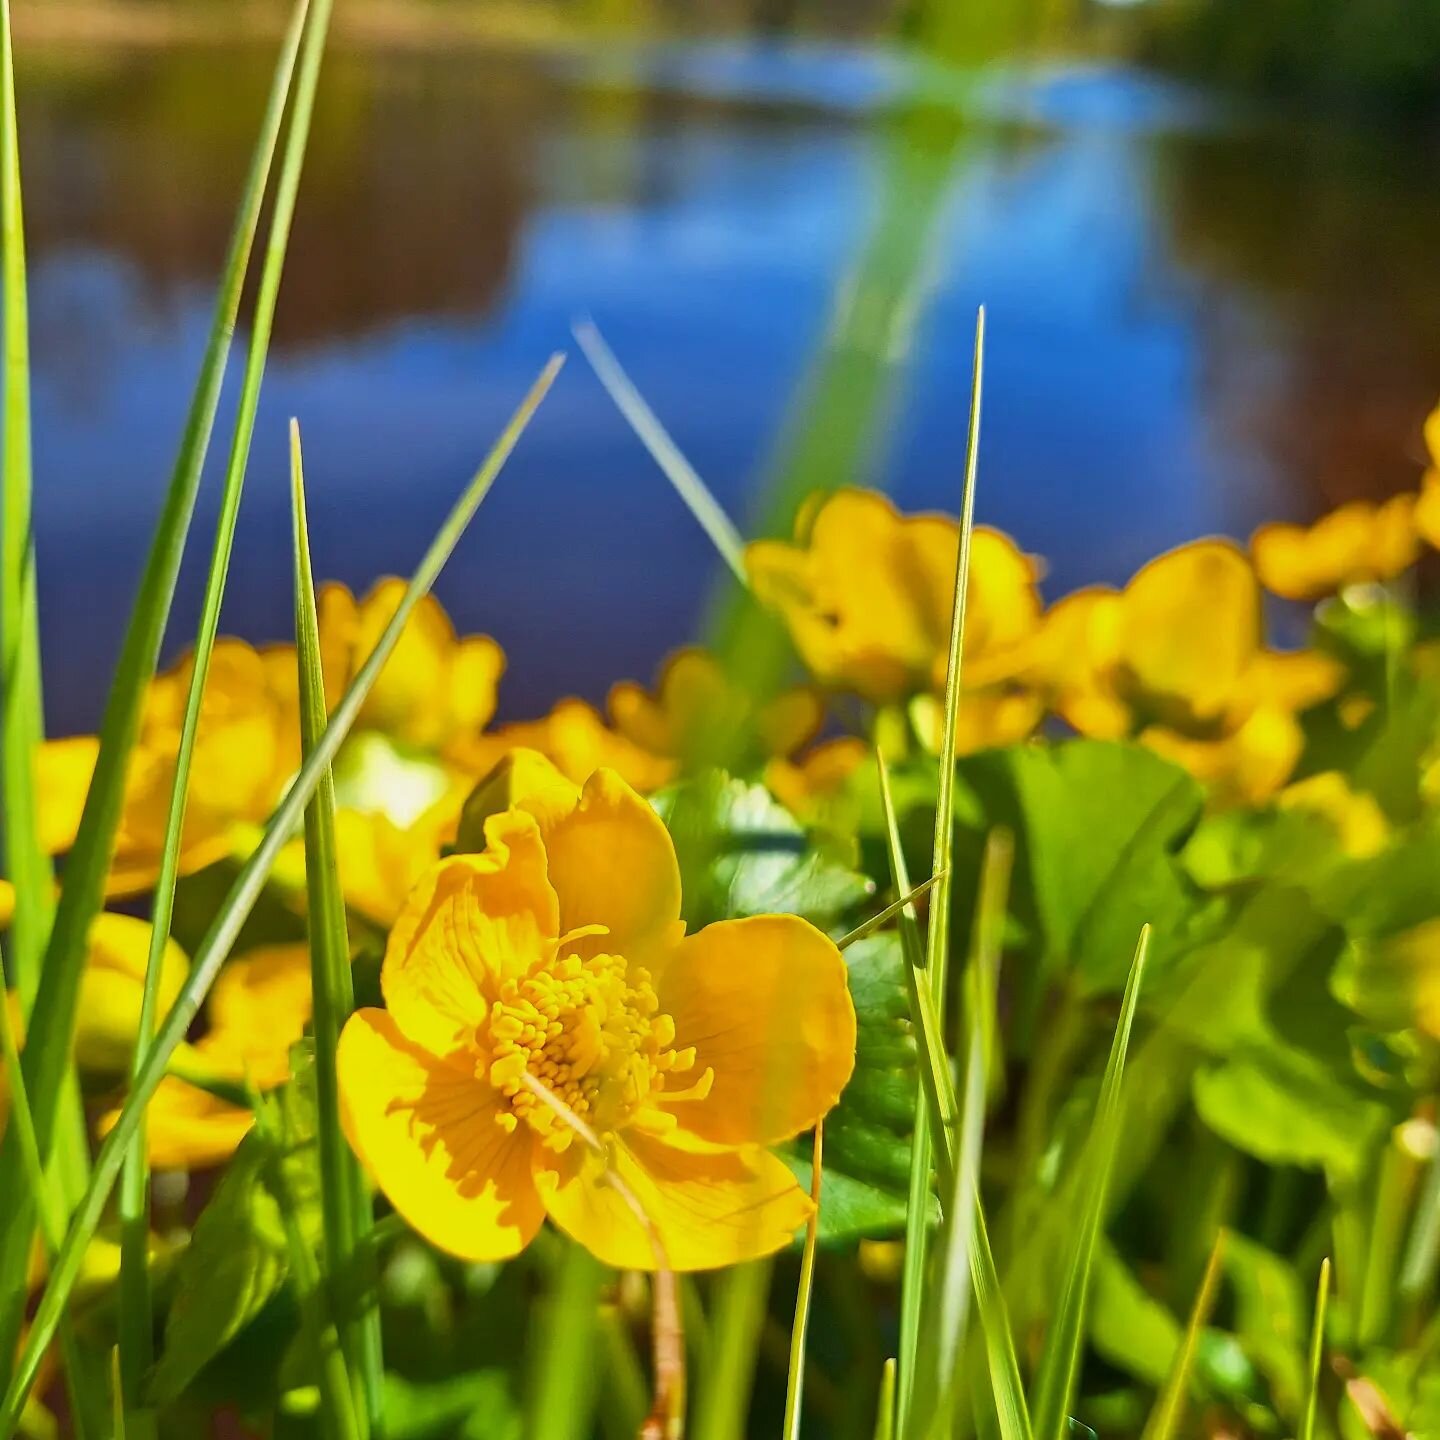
<box><xmin>484</xmin><ymin>950</ymin><xmax>696</xmax><ymax>1148</ymax></box>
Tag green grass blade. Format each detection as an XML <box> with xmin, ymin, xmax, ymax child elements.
<box><xmin>781</xmin><ymin>1124</ymin><xmax>825</xmax><ymax>1440</ymax></box>
<box><xmin>0</xmin><ymin>356</ymin><xmax>563</xmax><ymax>1435</ymax></box>
<box><xmin>0</xmin><ymin>0</ymin><xmax>317</xmax><ymax>1383</ymax></box>
<box><xmin>292</xmin><ymin>419</ymin><xmax>383</xmax><ymax>1434</ymax></box>
<box><xmin>837</xmin><ymin>873</ymin><xmax>946</xmax><ymax>952</ymax></box>
<box><xmin>1140</xmin><ymin>1232</ymin><xmax>1225</xmax><ymax>1440</ymax></box>
<box><xmin>572</xmin><ymin>320</ymin><xmax>747</xmax><ymax>585</ymax></box>
<box><xmin>1031</xmin><ymin>926</ymin><xmax>1152</xmax><ymax>1440</ymax></box>
<box><xmin>913</xmin><ymin>829</ymin><xmax>1011</xmax><ymax>1439</ymax></box>
<box><xmin>874</xmin><ymin>1359</ymin><xmax>897</xmax><ymax>1440</ymax></box>
<box><xmin>1301</xmin><ymin>1258</ymin><xmax>1330</xmax><ymax>1440</ymax></box>
<box><xmin>896</xmin><ymin>307</ymin><xmax>985</xmax><ymax>1436</ymax></box>
<box><xmin>969</xmin><ymin>1195</ymin><xmax>1033</xmax><ymax>1440</ymax></box>
<box><xmin>0</xmin><ymin>0</ymin><xmax>52</xmax><ymax>1006</ymax></box>
<box><xmin>0</xmin><ymin>948</ymin><xmax>102</xmax><ymax>1440</ymax></box>
<box><xmin>112</xmin><ymin>1</ymin><xmax>324</xmax><ymax>1423</ymax></box>
<box><xmin>252</xmin><ymin>1090</ymin><xmax>362</xmax><ymax>1440</ymax></box>
<box><xmin>528</xmin><ymin>1241</ymin><xmax>606</xmax><ymax>1440</ymax></box>
<box><xmin>692</xmin><ymin>1259</ymin><xmax>772</xmax><ymax>1440</ymax></box>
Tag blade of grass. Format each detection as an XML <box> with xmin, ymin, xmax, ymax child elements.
<box><xmin>912</xmin><ymin>829</ymin><xmax>1010</xmax><ymax>1440</ymax></box>
<box><xmin>874</xmin><ymin>1359</ymin><xmax>897</xmax><ymax>1440</ymax></box>
<box><xmin>1302</xmin><ymin>1258</ymin><xmax>1330</xmax><ymax>1440</ymax></box>
<box><xmin>896</xmin><ymin>307</ymin><xmax>985</xmax><ymax>1436</ymax></box>
<box><xmin>1030</xmin><ymin>926</ymin><xmax>1152</xmax><ymax>1440</ymax></box>
<box><xmin>0</xmin><ymin>0</ymin><xmax>51</xmax><ymax>1005</ymax></box>
<box><xmin>692</xmin><ymin>1260</ymin><xmax>772</xmax><ymax>1440</ymax></box>
<box><xmin>0</xmin><ymin>355</ymin><xmax>563</xmax><ymax>1435</ymax></box>
<box><xmin>0</xmin><ymin>949</ymin><xmax>101</xmax><ymax>1440</ymax></box>
<box><xmin>781</xmin><ymin>1122</ymin><xmax>825</xmax><ymax>1440</ymax></box>
<box><xmin>0</xmin><ymin>0</ymin><xmax>317</xmax><ymax>1381</ymax></box>
<box><xmin>292</xmin><ymin>419</ymin><xmax>383</xmax><ymax>1434</ymax></box>
<box><xmin>528</xmin><ymin>1241</ymin><xmax>607</xmax><ymax>1440</ymax></box>
<box><xmin>252</xmin><ymin>1087</ymin><xmax>362</xmax><ymax>1440</ymax></box>
<box><xmin>1140</xmin><ymin>1231</ymin><xmax>1225</xmax><ymax>1440</ymax></box>
<box><xmin>572</xmin><ymin>320</ymin><xmax>746</xmax><ymax>585</ymax></box>
<box><xmin>113</xmin><ymin>2</ymin><xmax>323</xmax><ymax>1427</ymax></box>
<box><xmin>836</xmin><ymin>872</ymin><xmax>946</xmax><ymax>952</ymax></box>
<box><xmin>969</xmin><ymin>1195</ymin><xmax>1032</xmax><ymax>1440</ymax></box>
<box><xmin>875</xmin><ymin>753</ymin><xmax>958</xmax><ymax>1198</ymax></box>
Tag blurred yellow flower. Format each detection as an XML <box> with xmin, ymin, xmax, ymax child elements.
<box><xmin>608</xmin><ymin>647</ymin><xmax>822</xmax><ymax>770</ymax></box>
<box><xmin>102</xmin><ymin>944</ymin><xmax>313</xmax><ymax>1171</ymax></box>
<box><xmin>74</xmin><ymin>914</ymin><xmax>189</xmax><ymax>1073</ymax></box>
<box><xmin>338</xmin><ymin>760</ymin><xmax>855</xmax><ymax>1269</ymax></box>
<box><xmin>319</xmin><ymin>578</ymin><xmax>505</xmax><ymax>758</ymax></box>
<box><xmin>454</xmin><ymin>697</ymin><xmax>675</xmax><ymax>795</ymax></box>
<box><xmin>1030</xmin><ymin>541</ymin><xmax>1342</xmax><ymax>803</ymax></box>
<box><xmin>332</xmin><ymin>795</ymin><xmax>460</xmax><ymax>930</ymax></box>
<box><xmin>765</xmin><ymin>737</ymin><xmax>871</xmax><ymax>831</ymax></box>
<box><xmin>746</xmin><ymin>488</ymin><xmax>1041</xmax><ymax>707</ymax></box>
<box><xmin>1412</xmin><ymin>403</ymin><xmax>1440</xmax><ymax>549</ymax></box>
<box><xmin>1276</xmin><ymin>772</ymin><xmax>1389</xmax><ymax>859</ymax></box>
<box><xmin>1250</xmin><ymin>495</ymin><xmax>1419</xmax><ymax>601</ymax></box>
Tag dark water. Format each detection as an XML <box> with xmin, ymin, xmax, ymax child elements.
<box><xmin>14</xmin><ymin>37</ymin><xmax>1440</xmax><ymax>735</ymax></box>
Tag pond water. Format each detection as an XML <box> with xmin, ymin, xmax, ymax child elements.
<box><xmin>15</xmin><ymin>35</ymin><xmax>1440</xmax><ymax>734</ymax></box>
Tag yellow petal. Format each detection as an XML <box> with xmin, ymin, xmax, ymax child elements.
<box><xmin>334</xmin><ymin>808</ymin><xmax>445</xmax><ymax>929</ymax></box>
<box><xmin>445</xmin><ymin>635</ymin><xmax>507</xmax><ymax>740</ymax></box>
<box><xmin>534</xmin><ymin>1126</ymin><xmax>812</xmax><ymax>1271</ymax></box>
<box><xmin>207</xmin><ymin>945</ymin><xmax>313</xmax><ymax>1053</ymax></box>
<box><xmin>338</xmin><ymin>1008</ymin><xmax>543</xmax><ymax>1261</ymax></box>
<box><xmin>129</xmin><ymin>1078</ymin><xmax>257</xmax><ymax>1172</ymax></box>
<box><xmin>534</xmin><ymin>768</ymin><xmax>683</xmax><ymax>962</ymax></box>
<box><xmin>1277</xmin><ymin>772</ymin><xmax>1388</xmax><ymax>859</ymax></box>
<box><xmin>1251</xmin><ymin>498</ymin><xmax>1419</xmax><ymax>601</ymax></box>
<box><xmin>458</xmin><ymin>747</ymin><xmax>581</xmax><ymax>849</ymax></box>
<box><xmin>656</xmin><ymin>915</ymin><xmax>854</xmax><ymax>1146</ymax></box>
<box><xmin>764</xmin><ymin>737</ymin><xmax>870</xmax><ymax>830</ymax></box>
<box><xmin>756</xmin><ymin>686</ymin><xmax>824</xmax><ymax>760</ymax></box>
<box><xmin>0</xmin><ymin>880</ymin><xmax>13</xmax><ymax>930</ymax></box>
<box><xmin>1245</xmin><ymin>649</ymin><xmax>1344</xmax><ymax>715</ymax></box>
<box><xmin>1141</xmin><ymin>705</ymin><xmax>1301</xmax><ymax>807</ymax></box>
<box><xmin>35</xmin><ymin>736</ymin><xmax>99</xmax><ymax>856</ymax></box>
<box><xmin>1426</xmin><ymin>404</ymin><xmax>1440</xmax><ymax>471</ymax></box>
<box><xmin>75</xmin><ymin>914</ymin><xmax>189</xmax><ymax>1073</ymax></box>
<box><xmin>382</xmin><ymin>816</ymin><xmax>559</xmax><ymax>1055</ymax></box>
<box><xmin>1417</xmin><ymin>472</ymin><xmax>1440</xmax><ymax>552</ymax></box>
<box><xmin>1119</xmin><ymin>540</ymin><xmax>1260</xmax><ymax>729</ymax></box>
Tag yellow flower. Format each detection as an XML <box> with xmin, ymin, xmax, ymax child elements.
<box><xmin>74</xmin><ymin>914</ymin><xmax>189</xmax><ymax>1073</ymax></box>
<box><xmin>608</xmin><ymin>647</ymin><xmax>822</xmax><ymax>770</ymax></box>
<box><xmin>746</xmin><ymin>488</ymin><xmax>1041</xmax><ymax>706</ymax></box>
<box><xmin>1413</xmin><ymin>403</ymin><xmax>1440</xmax><ymax>549</ymax></box>
<box><xmin>1276</xmin><ymin>772</ymin><xmax>1389</xmax><ymax>858</ymax></box>
<box><xmin>337</xmin><ymin>759</ymin><xmax>855</xmax><ymax>1270</ymax></box>
<box><xmin>1250</xmin><ymin>495</ymin><xmax>1419</xmax><ymax>601</ymax></box>
<box><xmin>319</xmin><ymin>579</ymin><xmax>505</xmax><ymax>757</ymax></box>
<box><xmin>1030</xmin><ymin>541</ymin><xmax>1343</xmax><ymax>803</ymax></box>
<box><xmin>765</xmin><ymin>737</ymin><xmax>871</xmax><ymax>831</ymax></box>
<box><xmin>102</xmin><ymin>944</ymin><xmax>313</xmax><ymax>1171</ymax></box>
<box><xmin>454</xmin><ymin>697</ymin><xmax>676</xmax><ymax>795</ymax></box>
<box><xmin>332</xmin><ymin>794</ymin><xmax>460</xmax><ymax>930</ymax></box>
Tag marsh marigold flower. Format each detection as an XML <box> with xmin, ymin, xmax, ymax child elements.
<box><xmin>337</xmin><ymin>755</ymin><xmax>856</xmax><ymax>1270</ymax></box>
<box><xmin>1250</xmin><ymin>495</ymin><xmax>1419</xmax><ymax>601</ymax></box>
<box><xmin>1031</xmin><ymin>540</ymin><xmax>1342</xmax><ymax>804</ymax></box>
<box><xmin>745</xmin><ymin>488</ymin><xmax>1041</xmax><ymax>710</ymax></box>
<box><xmin>74</xmin><ymin>914</ymin><xmax>189</xmax><ymax>1074</ymax></box>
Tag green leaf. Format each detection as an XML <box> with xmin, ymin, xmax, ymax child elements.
<box><xmin>151</xmin><ymin>1066</ymin><xmax>321</xmax><ymax>1404</ymax></box>
<box><xmin>652</xmin><ymin>772</ymin><xmax>873</xmax><ymax>931</ymax></box>
<box><xmin>782</xmin><ymin>933</ymin><xmax>929</xmax><ymax>1240</ymax></box>
<box><xmin>1089</xmin><ymin>1244</ymin><xmax>1181</xmax><ymax>1387</ymax></box>
<box><xmin>385</xmin><ymin>1371</ymin><xmax>521</xmax><ymax>1440</ymax></box>
<box><xmin>956</xmin><ymin>741</ymin><xmax>1204</xmax><ymax>993</ymax></box>
<box><xmin>1222</xmin><ymin>1233</ymin><xmax>1308</xmax><ymax>1423</ymax></box>
<box><xmin>1193</xmin><ymin>1045</ymin><xmax>1389</xmax><ymax>1180</ymax></box>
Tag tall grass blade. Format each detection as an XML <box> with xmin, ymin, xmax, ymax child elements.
<box><xmin>573</xmin><ymin>320</ymin><xmax>746</xmax><ymax>585</ymax></box>
<box><xmin>874</xmin><ymin>1359</ymin><xmax>897</xmax><ymax>1440</ymax></box>
<box><xmin>692</xmin><ymin>1260</ymin><xmax>772</xmax><ymax>1440</ymax></box>
<box><xmin>112</xmin><ymin>0</ymin><xmax>324</xmax><ymax>1423</ymax></box>
<box><xmin>1301</xmin><ymin>1258</ymin><xmax>1330</xmax><ymax>1440</ymax></box>
<box><xmin>875</xmin><ymin>753</ymin><xmax>958</xmax><ymax>1196</ymax></box>
<box><xmin>913</xmin><ymin>829</ymin><xmax>1010</xmax><ymax>1439</ymax></box>
<box><xmin>837</xmin><ymin>873</ymin><xmax>946</xmax><ymax>952</ymax></box>
<box><xmin>528</xmin><ymin>1242</ymin><xmax>606</xmax><ymax>1440</ymax></box>
<box><xmin>0</xmin><ymin>0</ymin><xmax>316</xmax><ymax>1380</ymax></box>
<box><xmin>0</xmin><ymin>0</ymin><xmax>51</xmax><ymax>1005</ymax></box>
<box><xmin>1140</xmin><ymin>1232</ymin><xmax>1225</xmax><ymax>1440</ymax></box>
<box><xmin>781</xmin><ymin>1123</ymin><xmax>825</xmax><ymax>1440</ymax></box>
<box><xmin>0</xmin><ymin>355</ymin><xmax>563</xmax><ymax>1434</ymax></box>
<box><xmin>1031</xmin><ymin>926</ymin><xmax>1151</xmax><ymax>1440</ymax></box>
<box><xmin>969</xmin><ymin>1196</ymin><xmax>1033</xmax><ymax>1440</ymax></box>
<box><xmin>292</xmin><ymin>419</ymin><xmax>383</xmax><ymax>1433</ymax></box>
<box><xmin>252</xmin><ymin>1089</ymin><xmax>362</xmax><ymax>1440</ymax></box>
<box><xmin>0</xmin><ymin>946</ymin><xmax>100</xmax><ymax>1440</ymax></box>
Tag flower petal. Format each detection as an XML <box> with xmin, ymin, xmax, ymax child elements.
<box><xmin>533</xmin><ymin>768</ymin><xmax>682</xmax><ymax>960</ymax></box>
<box><xmin>534</xmin><ymin>1127</ymin><xmax>812</xmax><ymax>1271</ymax></box>
<box><xmin>657</xmin><ymin>915</ymin><xmax>854</xmax><ymax>1146</ymax></box>
<box><xmin>338</xmin><ymin>1009</ymin><xmax>543</xmax><ymax>1262</ymax></box>
<box><xmin>35</xmin><ymin>736</ymin><xmax>99</xmax><ymax>856</ymax></box>
<box><xmin>383</xmin><ymin>815</ymin><xmax>559</xmax><ymax>1054</ymax></box>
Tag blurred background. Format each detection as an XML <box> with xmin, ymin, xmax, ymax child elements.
<box><xmin>15</xmin><ymin>0</ymin><xmax>1440</xmax><ymax>735</ymax></box>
